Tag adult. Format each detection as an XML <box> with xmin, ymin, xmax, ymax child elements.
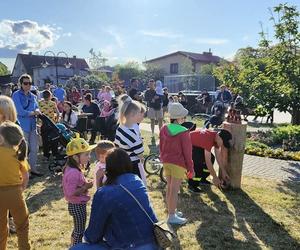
<box><xmin>70</xmin><ymin>148</ymin><xmax>159</xmax><ymax>250</ymax></box>
<box><xmin>70</xmin><ymin>87</ymin><xmax>81</xmax><ymax>105</ymax></box>
<box><xmin>12</xmin><ymin>74</ymin><xmax>42</xmax><ymax>177</ymax></box>
<box><xmin>97</xmin><ymin>86</ymin><xmax>106</xmax><ymax>102</ymax></box>
<box><xmin>144</xmin><ymin>79</ymin><xmax>163</xmax><ymax>135</ymax></box>
<box><xmin>44</xmin><ymin>83</ymin><xmax>52</xmax><ymax>92</ymax></box>
<box><xmin>189</xmin><ymin>128</ymin><xmax>232</xmax><ymax>190</ymax></box>
<box><xmin>162</xmin><ymin>87</ymin><xmax>169</xmax><ymax>117</ymax></box>
<box><xmin>178</xmin><ymin>92</ymin><xmax>187</xmax><ymax>108</ymax></box>
<box><xmin>196</xmin><ymin>89</ymin><xmax>212</xmax><ymax>114</ymax></box>
<box><xmin>82</xmin><ymin>84</ymin><xmax>91</xmax><ymax>96</ymax></box>
<box><xmin>0</xmin><ymin>83</ymin><xmax>13</xmax><ymax>97</ymax></box>
<box><xmin>82</xmin><ymin>93</ymin><xmax>100</xmax><ymax>144</ymax></box>
<box><xmin>61</xmin><ymin>101</ymin><xmax>78</xmax><ymax>128</ymax></box>
<box><xmin>216</xmin><ymin>85</ymin><xmax>232</xmax><ymax>105</ymax></box>
<box><xmin>53</xmin><ymin>84</ymin><xmax>66</xmax><ymax>112</ymax></box>
<box><xmin>128</xmin><ymin>78</ymin><xmax>142</xmax><ymax>101</ymax></box>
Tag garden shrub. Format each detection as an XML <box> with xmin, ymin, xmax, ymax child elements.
<box><xmin>271</xmin><ymin>125</ymin><xmax>300</xmax><ymax>144</ymax></box>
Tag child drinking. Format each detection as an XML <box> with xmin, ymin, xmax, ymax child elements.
<box><xmin>160</xmin><ymin>103</ymin><xmax>195</xmax><ymax>225</ymax></box>
<box><xmin>63</xmin><ymin>137</ymin><xmax>97</xmax><ymax>246</ymax></box>
<box><xmin>0</xmin><ymin>121</ymin><xmax>30</xmax><ymax>250</ymax></box>
<box><xmin>94</xmin><ymin>140</ymin><xmax>115</xmax><ymax>189</ymax></box>
<box><xmin>114</xmin><ymin>99</ymin><xmax>147</xmax><ymax>185</ymax></box>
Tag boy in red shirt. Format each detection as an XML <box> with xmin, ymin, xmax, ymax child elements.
<box><xmin>186</xmin><ymin>124</ymin><xmax>232</xmax><ymax>192</ymax></box>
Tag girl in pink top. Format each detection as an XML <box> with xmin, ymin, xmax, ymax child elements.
<box><xmin>62</xmin><ymin>137</ymin><xmax>96</xmax><ymax>247</ymax></box>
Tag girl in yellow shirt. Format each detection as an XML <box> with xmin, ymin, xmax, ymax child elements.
<box><xmin>0</xmin><ymin>121</ymin><xmax>30</xmax><ymax>250</ymax></box>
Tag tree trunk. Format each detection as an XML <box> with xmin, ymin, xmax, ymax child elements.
<box><xmin>291</xmin><ymin>108</ymin><xmax>300</xmax><ymax>125</ymax></box>
<box><xmin>221</xmin><ymin>121</ymin><xmax>247</xmax><ymax>189</ymax></box>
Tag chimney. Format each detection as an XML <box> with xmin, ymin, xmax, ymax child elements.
<box><xmin>73</xmin><ymin>55</ymin><xmax>76</xmax><ymax>59</ymax></box>
<box><xmin>203</xmin><ymin>49</ymin><xmax>212</xmax><ymax>56</ymax></box>
<box><xmin>28</xmin><ymin>52</ymin><xmax>32</xmax><ymax>56</ymax></box>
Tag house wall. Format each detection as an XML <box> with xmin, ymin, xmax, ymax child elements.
<box><xmin>146</xmin><ymin>54</ymin><xmax>193</xmax><ymax>75</ymax></box>
<box><xmin>33</xmin><ymin>66</ymin><xmax>88</xmax><ymax>87</ymax></box>
<box><xmin>11</xmin><ymin>56</ymin><xmax>27</xmax><ymax>81</ymax></box>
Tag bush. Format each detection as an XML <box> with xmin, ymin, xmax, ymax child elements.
<box><xmin>270</xmin><ymin>125</ymin><xmax>300</xmax><ymax>144</ymax></box>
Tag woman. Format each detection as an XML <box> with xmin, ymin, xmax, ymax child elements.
<box><xmin>61</xmin><ymin>101</ymin><xmax>78</xmax><ymax>128</ymax></box>
<box><xmin>71</xmin><ymin>87</ymin><xmax>81</xmax><ymax>105</ymax></box>
<box><xmin>12</xmin><ymin>74</ymin><xmax>42</xmax><ymax>177</ymax></box>
<box><xmin>71</xmin><ymin>148</ymin><xmax>159</xmax><ymax>250</ymax></box>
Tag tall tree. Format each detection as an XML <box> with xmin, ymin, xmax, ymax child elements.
<box><xmin>88</xmin><ymin>49</ymin><xmax>108</xmax><ymax>69</ymax></box>
<box><xmin>0</xmin><ymin>62</ymin><xmax>9</xmax><ymax>76</ymax></box>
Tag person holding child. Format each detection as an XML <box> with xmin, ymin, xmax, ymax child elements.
<box><xmin>70</xmin><ymin>148</ymin><xmax>159</xmax><ymax>250</ymax></box>
<box><xmin>0</xmin><ymin>121</ymin><xmax>31</xmax><ymax>250</ymax></box>
<box><xmin>159</xmin><ymin>102</ymin><xmax>195</xmax><ymax>225</ymax></box>
<box><xmin>62</xmin><ymin>137</ymin><xmax>97</xmax><ymax>247</ymax></box>
<box><xmin>114</xmin><ymin>99</ymin><xmax>147</xmax><ymax>185</ymax></box>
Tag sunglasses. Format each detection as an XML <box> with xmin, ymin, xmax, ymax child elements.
<box><xmin>22</xmin><ymin>81</ymin><xmax>32</xmax><ymax>86</ymax></box>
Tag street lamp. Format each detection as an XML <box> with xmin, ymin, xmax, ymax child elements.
<box><xmin>41</xmin><ymin>51</ymin><xmax>72</xmax><ymax>85</ymax></box>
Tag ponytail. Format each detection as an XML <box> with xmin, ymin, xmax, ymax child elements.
<box><xmin>17</xmin><ymin>138</ymin><xmax>28</xmax><ymax>161</ymax></box>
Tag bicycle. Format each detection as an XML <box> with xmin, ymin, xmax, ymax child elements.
<box><xmin>144</xmin><ymin>153</ymin><xmax>166</xmax><ymax>184</ymax></box>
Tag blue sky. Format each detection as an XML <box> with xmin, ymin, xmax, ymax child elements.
<box><xmin>0</xmin><ymin>0</ymin><xmax>299</xmax><ymax>70</ymax></box>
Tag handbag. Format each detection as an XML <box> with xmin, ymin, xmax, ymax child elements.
<box><xmin>120</xmin><ymin>184</ymin><xmax>176</xmax><ymax>249</ymax></box>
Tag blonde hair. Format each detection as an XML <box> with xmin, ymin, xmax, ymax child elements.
<box><xmin>95</xmin><ymin>140</ymin><xmax>115</xmax><ymax>156</ymax></box>
<box><xmin>0</xmin><ymin>96</ymin><xmax>17</xmax><ymax>123</ymax></box>
<box><xmin>119</xmin><ymin>100</ymin><xmax>141</xmax><ymax>125</ymax></box>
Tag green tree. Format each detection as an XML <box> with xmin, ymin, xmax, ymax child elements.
<box><xmin>259</xmin><ymin>3</ymin><xmax>300</xmax><ymax>124</ymax></box>
<box><xmin>0</xmin><ymin>62</ymin><xmax>9</xmax><ymax>76</ymax></box>
<box><xmin>141</xmin><ymin>64</ymin><xmax>165</xmax><ymax>82</ymax></box>
<box><xmin>88</xmin><ymin>48</ymin><xmax>108</xmax><ymax>69</ymax></box>
<box><xmin>114</xmin><ymin>61</ymin><xmax>141</xmax><ymax>83</ymax></box>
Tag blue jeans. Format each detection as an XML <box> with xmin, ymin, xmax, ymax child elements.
<box><xmin>24</xmin><ymin>130</ymin><xmax>38</xmax><ymax>172</ymax></box>
<box><xmin>70</xmin><ymin>242</ymin><xmax>160</xmax><ymax>250</ymax></box>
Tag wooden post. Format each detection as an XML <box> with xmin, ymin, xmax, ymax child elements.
<box><xmin>222</xmin><ymin>121</ymin><xmax>247</xmax><ymax>188</ymax></box>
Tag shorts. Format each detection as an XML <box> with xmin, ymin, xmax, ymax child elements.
<box><xmin>163</xmin><ymin>163</ymin><xmax>186</xmax><ymax>180</ymax></box>
<box><xmin>147</xmin><ymin>108</ymin><xmax>163</xmax><ymax>120</ymax></box>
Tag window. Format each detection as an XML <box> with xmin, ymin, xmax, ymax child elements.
<box><xmin>170</xmin><ymin>63</ymin><xmax>178</xmax><ymax>74</ymax></box>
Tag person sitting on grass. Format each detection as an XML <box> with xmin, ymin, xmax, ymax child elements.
<box><xmin>70</xmin><ymin>148</ymin><xmax>159</xmax><ymax>250</ymax></box>
<box><xmin>188</xmin><ymin>127</ymin><xmax>232</xmax><ymax>191</ymax></box>
<box><xmin>159</xmin><ymin>102</ymin><xmax>194</xmax><ymax>225</ymax></box>
<box><xmin>0</xmin><ymin>121</ymin><xmax>30</xmax><ymax>250</ymax></box>
<box><xmin>62</xmin><ymin>137</ymin><xmax>97</xmax><ymax>247</ymax></box>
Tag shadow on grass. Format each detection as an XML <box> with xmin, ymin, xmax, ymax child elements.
<box><xmin>26</xmin><ymin>173</ymin><xmax>64</xmax><ymax>214</ymax></box>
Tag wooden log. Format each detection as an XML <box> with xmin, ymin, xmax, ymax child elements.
<box><xmin>222</xmin><ymin>121</ymin><xmax>247</xmax><ymax>188</ymax></box>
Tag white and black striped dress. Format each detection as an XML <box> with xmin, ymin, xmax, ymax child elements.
<box><xmin>114</xmin><ymin>125</ymin><xmax>144</xmax><ymax>176</ymax></box>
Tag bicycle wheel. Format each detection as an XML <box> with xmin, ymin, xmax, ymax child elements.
<box><xmin>144</xmin><ymin>154</ymin><xmax>162</xmax><ymax>175</ymax></box>
<box><xmin>159</xmin><ymin>167</ymin><xmax>167</xmax><ymax>184</ymax></box>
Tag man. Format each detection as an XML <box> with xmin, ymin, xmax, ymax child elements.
<box><xmin>196</xmin><ymin>89</ymin><xmax>212</xmax><ymax>113</ymax></box>
<box><xmin>82</xmin><ymin>93</ymin><xmax>100</xmax><ymax>144</ymax></box>
<box><xmin>128</xmin><ymin>78</ymin><xmax>142</xmax><ymax>101</ymax></box>
<box><xmin>144</xmin><ymin>79</ymin><xmax>163</xmax><ymax>135</ymax></box>
<box><xmin>12</xmin><ymin>74</ymin><xmax>42</xmax><ymax>177</ymax></box>
<box><xmin>188</xmin><ymin>127</ymin><xmax>232</xmax><ymax>192</ymax></box>
<box><xmin>217</xmin><ymin>85</ymin><xmax>232</xmax><ymax>105</ymax></box>
<box><xmin>162</xmin><ymin>87</ymin><xmax>169</xmax><ymax>117</ymax></box>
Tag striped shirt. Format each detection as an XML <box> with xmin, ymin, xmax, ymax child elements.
<box><xmin>114</xmin><ymin>125</ymin><xmax>144</xmax><ymax>164</ymax></box>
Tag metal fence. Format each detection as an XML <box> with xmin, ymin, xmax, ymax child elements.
<box><xmin>164</xmin><ymin>74</ymin><xmax>215</xmax><ymax>93</ymax></box>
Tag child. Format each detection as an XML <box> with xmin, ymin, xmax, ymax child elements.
<box><xmin>94</xmin><ymin>140</ymin><xmax>115</xmax><ymax>189</ymax></box>
<box><xmin>114</xmin><ymin>99</ymin><xmax>147</xmax><ymax>185</ymax></box>
<box><xmin>160</xmin><ymin>103</ymin><xmax>194</xmax><ymax>225</ymax></box>
<box><xmin>0</xmin><ymin>121</ymin><xmax>30</xmax><ymax>250</ymax></box>
<box><xmin>62</xmin><ymin>137</ymin><xmax>97</xmax><ymax>246</ymax></box>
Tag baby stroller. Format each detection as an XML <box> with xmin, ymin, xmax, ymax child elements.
<box><xmin>39</xmin><ymin>114</ymin><xmax>76</xmax><ymax>173</ymax></box>
<box><xmin>204</xmin><ymin>101</ymin><xmax>226</xmax><ymax>128</ymax></box>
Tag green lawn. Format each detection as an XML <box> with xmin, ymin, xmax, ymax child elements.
<box><xmin>7</xmin><ymin>131</ymin><xmax>300</xmax><ymax>250</ymax></box>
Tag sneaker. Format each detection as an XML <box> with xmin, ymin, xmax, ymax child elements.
<box><xmin>188</xmin><ymin>185</ymin><xmax>202</xmax><ymax>193</ymax></box>
<box><xmin>176</xmin><ymin>210</ymin><xmax>183</xmax><ymax>217</ymax></box>
<box><xmin>167</xmin><ymin>214</ymin><xmax>187</xmax><ymax>225</ymax></box>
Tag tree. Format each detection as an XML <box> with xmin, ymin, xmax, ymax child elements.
<box><xmin>141</xmin><ymin>64</ymin><xmax>165</xmax><ymax>83</ymax></box>
<box><xmin>66</xmin><ymin>74</ymin><xmax>103</xmax><ymax>89</ymax></box>
<box><xmin>114</xmin><ymin>61</ymin><xmax>142</xmax><ymax>83</ymax></box>
<box><xmin>88</xmin><ymin>49</ymin><xmax>108</xmax><ymax>69</ymax></box>
<box><xmin>0</xmin><ymin>62</ymin><xmax>9</xmax><ymax>76</ymax></box>
<box><xmin>199</xmin><ymin>63</ymin><xmax>215</xmax><ymax>75</ymax></box>
<box><xmin>259</xmin><ymin>3</ymin><xmax>300</xmax><ymax>124</ymax></box>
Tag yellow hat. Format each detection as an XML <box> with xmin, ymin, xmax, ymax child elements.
<box><xmin>66</xmin><ymin>136</ymin><xmax>97</xmax><ymax>156</ymax></box>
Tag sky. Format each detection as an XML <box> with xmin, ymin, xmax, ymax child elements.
<box><xmin>0</xmin><ymin>0</ymin><xmax>299</xmax><ymax>71</ymax></box>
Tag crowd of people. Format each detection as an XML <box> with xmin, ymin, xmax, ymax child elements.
<box><xmin>0</xmin><ymin>73</ymin><xmax>234</xmax><ymax>250</ymax></box>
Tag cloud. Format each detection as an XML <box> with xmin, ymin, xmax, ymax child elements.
<box><xmin>139</xmin><ymin>30</ymin><xmax>182</xmax><ymax>39</ymax></box>
<box><xmin>0</xmin><ymin>19</ymin><xmax>60</xmax><ymax>57</ymax></box>
<box><xmin>193</xmin><ymin>38</ymin><xmax>229</xmax><ymax>45</ymax></box>
<box><xmin>105</xmin><ymin>28</ymin><xmax>125</xmax><ymax>48</ymax></box>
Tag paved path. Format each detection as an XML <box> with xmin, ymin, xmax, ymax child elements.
<box><xmin>140</xmin><ymin>123</ymin><xmax>300</xmax><ymax>182</ymax></box>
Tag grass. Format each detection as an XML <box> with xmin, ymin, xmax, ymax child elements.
<box><xmin>7</xmin><ymin>131</ymin><xmax>300</xmax><ymax>250</ymax></box>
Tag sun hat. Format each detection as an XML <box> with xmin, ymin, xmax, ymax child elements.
<box><xmin>168</xmin><ymin>102</ymin><xmax>189</xmax><ymax>119</ymax></box>
<box><xmin>66</xmin><ymin>135</ymin><xmax>97</xmax><ymax>156</ymax></box>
